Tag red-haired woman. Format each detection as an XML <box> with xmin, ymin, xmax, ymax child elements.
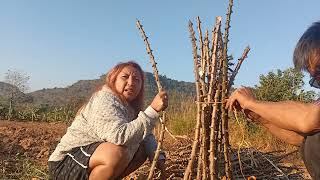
<box><xmin>48</xmin><ymin>61</ymin><xmax>168</xmax><ymax>180</ymax></box>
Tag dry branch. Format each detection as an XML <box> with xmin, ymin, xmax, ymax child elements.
<box><xmin>207</xmin><ymin>16</ymin><xmax>222</xmax><ymax>102</ymax></box>
<box><xmin>221</xmin><ymin>0</ymin><xmax>234</xmax><ymax>178</ymax></box>
<box><xmin>228</xmin><ymin>46</ymin><xmax>250</xmax><ymax>90</ymax></box>
<box><xmin>183</xmin><ymin>21</ymin><xmax>202</xmax><ymax>180</ymax></box>
<box><xmin>136</xmin><ymin>19</ymin><xmax>167</xmax><ymax>180</ymax></box>
<box><xmin>136</xmin><ymin>20</ymin><xmax>162</xmax><ymax>91</ymax></box>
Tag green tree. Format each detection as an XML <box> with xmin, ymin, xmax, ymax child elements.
<box><xmin>254</xmin><ymin>68</ymin><xmax>316</xmax><ymax>102</ymax></box>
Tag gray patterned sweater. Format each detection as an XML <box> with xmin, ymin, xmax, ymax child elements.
<box><xmin>49</xmin><ymin>85</ymin><xmax>164</xmax><ymax>162</ymax></box>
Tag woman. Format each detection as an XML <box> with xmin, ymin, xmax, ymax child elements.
<box><xmin>48</xmin><ymin>61</ymin><xmax>168</xmax><ymax>180</ymax></box>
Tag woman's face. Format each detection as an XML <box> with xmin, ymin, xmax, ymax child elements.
<box><xmin>114</xmin><ymin>66</ymin><xmax>143</xmax><ymax>102</ymax></box>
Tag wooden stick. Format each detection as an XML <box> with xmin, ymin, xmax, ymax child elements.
<box><xmin>200</xmin><ymin>30</ymin><xmax>209</xmax><ymax>180</ymax></box>
<box><xmin>204</xmin><ymin>29</ymin><xmax>210</xmax><ymax>84</ymax></box>
<box><xmin>200</xmin><ymin>108</ymin><xmax>208</xmax><ymax>179</ymax></box>
<box><xmin>227</xmin><ymin>46</ymin><xmax>250</xmax><ymax>90</ymax></box>
<box><xmin>196</xmin><ymin>129</ymin><xmax>203</xmax><ymax>180</ymax></box>
<box><xmin>261</xmin><ymin>153</ymin><xmax>289</xmax><ymax>180</ymax></box>
<box><xmin>136</xmin><ymin>20</ymin><xmax>162</xmax><ymax>91</ymax></box>
<box><xmin>197</xmin><ymin>16</ymin><xmax>205</xmax><ymax>79</ymax></box>
<box><xmin>221</xmin><ymin>1</ymin><xmax>234</xmax><ymax>179</ymax></box>
<box><xmin>209</xmin><ymin>84</ymin><xmax>221</xmax><ymax>180</ymax></box>
<box><xmin>207</xmin><ymin>16</ymin><xmax>222</xmax><ymax>102</ymax></box>
<box><xmin>210</xmin><ymin>42</ymin><xmax>224</xmax><ymax>179</ymax></box>
<box><xmin>135</xmin><ymin>19</ymin><xmax>166</xmax><ymax>180</ymax></box>
<box><xmin>184</xmin><ymin>20</ymin><xmax>202</xmax><ymax>180</ymax></box>
<box><xmin>222</xmin><ymin>0</ymin><xmax>233</xmax><ymax>62</ymax></box>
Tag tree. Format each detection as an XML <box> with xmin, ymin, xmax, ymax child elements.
<box><xmin>253</xmin><ymin>68</ymin><xmax>316</xmax><ymax>102</ymax></box>
<box><xmin>4</xmin><ymin>69</ymin><xmax>30</xmax><ymax>120</ymax></box>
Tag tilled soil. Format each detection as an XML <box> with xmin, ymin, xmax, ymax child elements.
<box><xmin>0</xmin><ymin>120</ymin><xmax>67</xmax><ymax>179</ymax></box>
<box><xmin>0</xmin><ymin>120</ymin><xmax>311</xmax><ymax>179</ymax></box>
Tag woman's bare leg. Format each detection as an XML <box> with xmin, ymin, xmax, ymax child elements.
<box><xmin>88</xmin><ymin>142</ymin><xmax>130</xmax><ymax>180</ymax></box>
<box><xmin>88</xmin><ymin>142</ymin><xmax>147</xmax><ymax>180</ymax></box>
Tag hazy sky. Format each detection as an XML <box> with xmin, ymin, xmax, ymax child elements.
<box><xmin>0</xmin><ymin>1</ymin><xmax>319</xmax><ymax>92</ymax></box>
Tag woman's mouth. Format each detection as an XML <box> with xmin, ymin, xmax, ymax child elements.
<box><xmin>124</xmin><ymin>89</ymin><xmax>134</xmax><ymax>94</ymax></box>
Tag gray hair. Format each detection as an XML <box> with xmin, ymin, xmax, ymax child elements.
<box><xmin>293</xmin><ymin>21</ymin><xmax>320</xmax><ymax>71</ymax></box>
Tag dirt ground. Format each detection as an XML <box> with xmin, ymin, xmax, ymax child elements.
<box><xmin>0</xmin><ymin>120</ymin><xmax>311</xmax><ymax>179</ymax></box>
<box><xmin>0</xmin><ymin>120</ymin><xmax>67</xmax><ymax>179</ymax></box>
<box><xmin>0</xmin><ymin>120</ymin><xmax>67</xmax><ymax>167</ymax></box>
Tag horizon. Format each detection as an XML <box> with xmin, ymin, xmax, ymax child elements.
<box><xmin>0</xmin><ymin>1</ymin><xmax>320</xmax><ymax>93</ymax></box>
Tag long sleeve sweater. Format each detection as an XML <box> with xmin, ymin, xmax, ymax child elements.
<box><xmin>49</xmin><ymin>85</ymin><xmax>164</xmax><ymax>162</ymax></box>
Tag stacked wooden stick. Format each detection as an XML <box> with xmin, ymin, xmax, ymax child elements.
<box><xmin>183</xmin><ymin>0</ymin><xmax>250</xmax><ymax>179</ymax></box>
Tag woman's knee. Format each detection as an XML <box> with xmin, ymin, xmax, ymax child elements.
<box><xmin>89</xmin><ymin>142</ymin><xmax>129</xmax><ymax>170</ymax></box>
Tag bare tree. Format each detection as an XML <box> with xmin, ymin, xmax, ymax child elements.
<box><xmin>4</xmin><ymin>69</ymin><xmax>30</xmax><ymax>120</ymax></box>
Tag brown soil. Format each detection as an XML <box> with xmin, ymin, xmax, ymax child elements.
<box><xmin>0</xmin><ymin>120</ymin><xmax>311</xmax><ymax>179</ymax></box>
<box><xmin>0</xmin><ymin>120</ymin><xmax>67</xmax><ymax>168</ymax></box>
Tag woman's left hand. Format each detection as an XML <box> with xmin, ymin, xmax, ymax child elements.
<box><xmin>156</xmin><ymin>159</ymin><xmax>167</xmax><ymax>179</ymax></box>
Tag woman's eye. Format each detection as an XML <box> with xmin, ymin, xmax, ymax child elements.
<box><xmin>134</xmin><ymin>77</ymin><xmax>142</xmax><ymax>82</ymax></box>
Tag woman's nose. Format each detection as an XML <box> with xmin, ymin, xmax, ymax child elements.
<box><xmin>127</xmin><ymin>76</ymin><xmax>133</xmax><ymax>85</ymax></box>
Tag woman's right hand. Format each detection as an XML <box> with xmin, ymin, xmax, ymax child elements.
<box><xmin>151</xmin><ymin>90</ymin><xmax>168</xmax><ymax>112</ymax></box>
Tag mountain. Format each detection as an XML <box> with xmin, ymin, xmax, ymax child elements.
<box><xmin>28</xmin><ymin>79</ymin><xmax>103</xmax><ymax>107</ymax></box>
<box><xmin>0</xmin><ymin>82</ymin><xmax>33</xmax><ymax>103</ymax></box>
<box><xmin>18</xmin><ymin>72</ymin><xmax>196</xmax><ymax>107</ymax></box>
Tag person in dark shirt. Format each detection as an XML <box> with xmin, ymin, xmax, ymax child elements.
<box><xmin>226</xmin><ymin>21</ymin><xmax>320</xmax><ymax>179</ymax></box>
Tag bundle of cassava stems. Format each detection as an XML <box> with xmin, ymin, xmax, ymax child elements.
<box><xmin>136</xmin><ymin>0</ymin><xmax>301</xmax><ymax>179</ymax></box>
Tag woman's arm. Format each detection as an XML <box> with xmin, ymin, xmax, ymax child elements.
<box><xmin>85</xmin><ymin>91</ymin><xmax>160</xmax><ymax>146</ymax></box>
<box><xmin>227</xmin><ymin>87</ymin><xmax>320</xmax><ymax>134</ymax></box>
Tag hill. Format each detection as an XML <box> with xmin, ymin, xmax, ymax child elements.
<box><xmin>0</xmin><ymin>72</ymin><xmax>195</xmax><ymax>107</ymax></box>
<box><xmin>0</xmin><ymin>82</ymin><xmax>33</xmax><ymax>103</ymax></box>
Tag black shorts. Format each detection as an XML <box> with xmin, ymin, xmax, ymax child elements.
<box><xmin>48</xmin><ymin>142</ymin><xmax>102</xmax><ymax>180</ymax></box>
<box><xmin>300</xmin><ymin>132</ymin><xmax>320</xmax><ymax>180</ymax></box>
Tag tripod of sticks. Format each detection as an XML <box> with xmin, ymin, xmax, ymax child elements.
<box><xmin>136</xmin><ymin>0</ymin><xmax>250</xmax><ymax>179</ymax></box>
<box><xmin>183</xmin><ymin>0</ymin><xmax>250</xmax><ymax>179</ymax></box>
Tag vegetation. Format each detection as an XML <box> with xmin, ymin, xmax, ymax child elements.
<box><xmin>246</xmin><ymin>68</ymin><xmax>317</xmax><ymax>134</ymax></box>
<box><xmin>3</xmin><ymin>70</ymin><xmax>30</xmax><ymax>120</ymax></box>
<box><xmin>0</xmin><ymin>154</ymin><xmax>48</xmax><ymax>180</ymax></box>
<box><xmin>254</xmin><ymin>68</ymin><xmax>316</xmax><ymax>102</ymax></box>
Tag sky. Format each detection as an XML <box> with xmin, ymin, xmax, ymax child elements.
<box><xmin>0</xmin><ymin>0</ymin><xmax>320</xmax><ymax>92</ymax></box>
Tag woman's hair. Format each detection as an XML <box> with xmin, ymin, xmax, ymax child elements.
<box><xmin>293</xmin><ymin>21</ymin><xmax>320</xmax><ymax>72</ymax></box>
<box><xmin>76</xmin><ymin>61</ymin><xmax>145</xmax><ymax>117</ymax></box>
<box><xmin>106</xmin><ymin>61</ymin><xmax>145</xmax><ymax>115</ymax></box>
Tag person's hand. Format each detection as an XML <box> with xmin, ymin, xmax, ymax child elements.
<box><xmin>151</xmin><ymin>90</ymin><xmax>168</xmax><ymax>112</ymax></box>
<box><xmin>226</xmin><ymin>87</ymin><xmax>256</xmax><ymax>111</ymax></box>
<box><xmin>156</xmin><ymin>159</ymin><xmax>167</xmax><ymax>180</ymax></box>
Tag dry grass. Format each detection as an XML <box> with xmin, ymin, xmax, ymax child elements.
<box><xmin>0</xmin><ymin>154</ymin><xmax>48</xmax><ymax>180</ymax></box>
<box><xmin>164</xmin><ymin>100</ymin><xmax>305</xmax><ymax>166</ymax></box>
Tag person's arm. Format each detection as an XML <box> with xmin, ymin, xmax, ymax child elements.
<box><xmin>227</xmin><ymin>87</ymin><xmax>320</xmax><ymax>134</ymax></box>
<box><xmin>84</xmin><ymin>89</ymin><xmax>166</xmax><ymax>146</ymax></box>
<box><xmin>243</xmin><ymin>110</ymin><xmax>304</xmax><ymax>146</ymax></box>
<box><xmin>261</xmin><ymin>120</ymin><xmax>304</xmax><ymax>146</ymax></box>
<box><xmin>247</xmin><ymin>100</ymin><xmax>320</xmax><ymax>134</ymax></box>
